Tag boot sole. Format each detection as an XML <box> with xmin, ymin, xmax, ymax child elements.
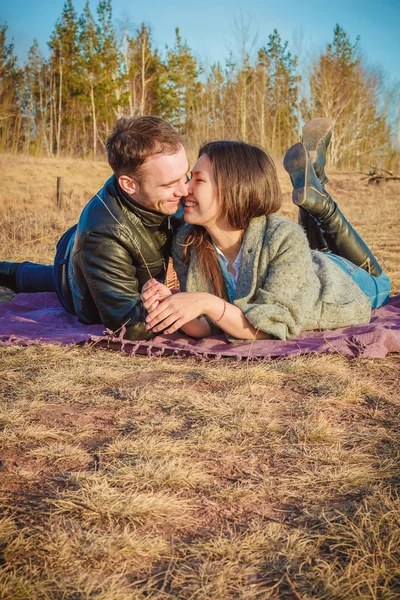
<box><xmin>302</xmin><ymin>118</ymin><xmax>333</xmax><ymax>158</ymax></box>
<box><xmin>283</xmin><ymin>142</ymin><xmax>307</xmax><ymax>206</ymax></box>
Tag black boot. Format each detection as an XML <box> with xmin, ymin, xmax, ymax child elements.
<box><xmin>298</xmin><ymin>210</ymin><xmax>330</xmax><ymax>251</ymax></box>
<box><xmin>0</xmin><ymin>262</ymin><xmax>19</xmax><ymax>292</ymax></box>
<box><xmin>297</xmin><ymin>118</ymin><xmax>333</xmax><ymax>250</ymax></box>
<box><xmin>283</xmin><ymin>142</ymin><xmax>383</xmax><ymax>276</ymax></box>
<box><xmin>302</xmin><ymin>117</ymin><xmax>333</xmax><ymax>186</ymax></box>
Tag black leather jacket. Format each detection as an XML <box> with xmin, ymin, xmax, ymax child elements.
<box><xmin>61</xmin><ymin>175</ymin><xmax>183</xmax><ymax>340</ymax></box>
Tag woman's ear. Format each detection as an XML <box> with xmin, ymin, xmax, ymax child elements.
<box><xmin>118</xmin><ymin>175</ymin><xmax>136</xmax><ymax>196</ymax></box>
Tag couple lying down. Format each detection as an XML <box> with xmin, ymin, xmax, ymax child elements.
<box><xmin>142</xmin><ymin>120</ymin><xmax>390</xmax><ymax>341</ymax></box>
<box><xmin>1</xmin><ymin>118</ymin><xmax>391</xmax><ymax>341</ymax></box>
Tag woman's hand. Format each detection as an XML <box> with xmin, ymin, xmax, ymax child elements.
<box><xmin>145</xmin><ymin>292</ymin><xmax>209</xmax><ymax>334</ymax></box>
<box><xmin>141</xmin><ymin>278</ymin><xmax>172</xmax><ymax>312</ymax></box>
<box><xmin>145</xmin><ymin>289</ymin><xmax>272</xmax><ymax>340</ymax></box>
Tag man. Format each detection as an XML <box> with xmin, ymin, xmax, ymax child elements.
<box><xmin>0</xmin><ymin>116</ymin><xmax>189</xmax><ymax>340</ymax></box>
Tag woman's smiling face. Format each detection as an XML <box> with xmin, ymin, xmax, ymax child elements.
<box><xmin>183</xmin><ymin>154</ymin><xmax>221</xmax><ymax>228</ymax></box>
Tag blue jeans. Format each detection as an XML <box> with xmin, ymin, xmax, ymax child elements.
<box><xmin>326</xmin><ymin>254</ymin><xmax>391</xmax><ymax>309</ymax></box>
<box><xmin>14</xmin><ymin>224</ymin><xmax>77</xmax><ymax>314</ymax></box>
<box><xmin>16</xmin><ymin>262</ymin><xmax>54</xmax><ymax>292</ymax></box>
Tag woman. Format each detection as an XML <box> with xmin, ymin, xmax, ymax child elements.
<box><xmin>141</xmin><ymin>120</ymin><xmax>391</xmax><ymax>340</ymax></box>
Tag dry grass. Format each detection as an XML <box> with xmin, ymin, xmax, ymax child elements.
<box><xmin>0</xmin><ymin>153</ymin><xmax>400</xmax><ymax>598</ymax></box>
<box><xmin>0</xmin><ymin>153</ymin><xmax>111</xmax><ymax>263</ymax></box>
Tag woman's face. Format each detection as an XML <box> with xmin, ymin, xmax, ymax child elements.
<box><xmin>183</xmin><ymin>154</ymin><xmax>220</xmax><ymax>228</ymax></box>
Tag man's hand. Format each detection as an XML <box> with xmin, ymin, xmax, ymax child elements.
<box><xmin>141</xmin><ymin>278</ymin><xmax>172</xmax><ymax>312</ymax></box>
<box><xmin>145</xmin><ymin>292</ymin><xmax>209</xmax><ymax>334</ymax></box>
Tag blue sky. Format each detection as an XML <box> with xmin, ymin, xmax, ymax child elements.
<box><xmin>1</xmin><ymin>0</ymin><xmax>400</xmax><ymax>84</ymax></box>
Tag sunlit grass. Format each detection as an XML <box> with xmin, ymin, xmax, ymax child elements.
<box><xmin>0</xmin><ymin>156</ymin><xmax>399</xmax><ymax>598</ymax></box>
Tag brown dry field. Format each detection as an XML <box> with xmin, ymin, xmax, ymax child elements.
<box><xmin>0</xmin><ymin>152</ymin><xmax>400</xmax><ymax>599</ymax></box>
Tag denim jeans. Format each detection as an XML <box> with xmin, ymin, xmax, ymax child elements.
<box><xmin>326</xmin><ymin>254</ymin><xmax>391</xmax><ymax>309</ymax></box>
<box><xmin>16</xmin><ymin>262</ymin><xmax>54</xmax><ymax>293</ymax></box>
<box><xmin>15</xmin><ymin>224</ymin><xmax>77</xmax><ymax>314</ymax></box>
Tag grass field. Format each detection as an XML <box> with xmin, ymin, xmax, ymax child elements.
<box><xmin>0</xmin><ymin>153</ymin><xmax>400</xmax><ymax>599</ymax></box>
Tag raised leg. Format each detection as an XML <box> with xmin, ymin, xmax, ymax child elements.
<box><xmin>302</xmin><ymin>117</ymin><xmax>333</xmax><ymax>185</ymax></box>
<box><xmin>297</xmin><ymin>209</ymin><xmax>330</xmax><ymax>251</ymax></box>
<box><xmin>283</xmin><ymin>142</ymin><xmax>383</xmax><ymax>277</ymax></box>
<box><xmin>297</xmin><ymin>118</ymin><xmax>334</xmax><ymax>251</ymax></box>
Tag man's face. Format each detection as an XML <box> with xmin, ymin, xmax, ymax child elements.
<box><xmin>128</xmin><ymin>144</ymin><xmax>189</xmax><ymax>215</ymax></box>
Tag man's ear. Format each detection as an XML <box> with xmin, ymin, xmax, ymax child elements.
<box><xmin>118</xmin><ymin>175</ymin><xmax>137</xmax><ymax>196</ymax></box>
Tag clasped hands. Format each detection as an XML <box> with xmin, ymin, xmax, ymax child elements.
<box><xmin>141</xmin><ymin>278</ymin><xmax>207</xmax><ymax>334</ymax></box>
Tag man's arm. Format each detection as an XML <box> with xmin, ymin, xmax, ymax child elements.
<box><xmin>79</xmin><ymin>230</ymin><xmax>153</xmax><ymax>340</ymax></box>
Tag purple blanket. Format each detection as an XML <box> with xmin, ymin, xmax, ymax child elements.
<box><xmin>0</xmin><ymin>292</ymin><xmax>399</xmax><ymax>359</ymax></box>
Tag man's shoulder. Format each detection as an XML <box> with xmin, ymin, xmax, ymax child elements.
<box><xmin>77</xmin><ymin>175</ymin><xmax>131</xmax><ymax>236</ymax></box>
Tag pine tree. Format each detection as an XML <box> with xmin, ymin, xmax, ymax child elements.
<box><xmin>308</xmin><ymin>24</ymin><xmax>393</xmax><ymax>168</ymax></box>
<box><xmin>232</xmin><ymin>16</ymin><xmax>256</xmax><ymax>142</ymax></box>
<box><xmin>24</xmin><ymin>41</ymin><xmax>52</xmax><ymax>156</ymax></box>
<box><xmin>204</xmin><ymin>63</ymin><xmax>226</xmax><ymax>139</ymax></box>
<box><xmin>95</xmin><ymin>0</ymin><xmax>122</xmax><ymax>135</ymax></box>
<box><xmin>251</xmin><ymin>48</ymin><xmax>270</xmax><ymax>148</ymax></box>
<box><xmin>125</xmin><ymin>23</ymin><xmax>162</xmax><ymax>117</ymax></box>
<box><xmin>264</xmin><ymin>29</ymin><xmax>299</xmax><ymax>154</ymax></box>
<box><xmin>159</xmin><ymin>29</ymin><xmax>202</xmax><ymax>138</ymax></box>
<box><xmin>79</xmin><ymin>1</ymin><xmax>102</xmax><ymax>157</ymax></box>
<box><xmin>48</xmin><ymin>0</ymin><xmax>81</xmax><ymax>155</ymax></box>
<box><xmin>22</xmin><ymin>40</ymin><xmax>45</xmax><ymax>154</ymax></box>
<box><xmin>0</xmin><ymin>24</ymin><xmax>22</xmax><ymax>152</ymax></box>
<box><xmin>219</xmin><ymin>53</ymin><xmax>238</xmax><ymax>139</ymax></box>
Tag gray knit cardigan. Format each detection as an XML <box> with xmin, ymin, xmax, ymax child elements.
<box><xmin>172</xmin><ymin>215</ymin><xmax>372</xmax><ymax>340</ymax></box>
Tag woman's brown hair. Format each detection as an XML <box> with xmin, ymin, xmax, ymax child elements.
<box><xmin>183</xmin><ymin>141</ymin><xmax>282</xmax><ymax>297</ymax></box>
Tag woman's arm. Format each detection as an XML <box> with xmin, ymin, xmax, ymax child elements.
<box><xmin>191</xmin><ymin>294</ymin><xmax>271</xmax><ymax>339</ymax></box>
<box><xmin>145</xmin><ymin>292</ymin><xmax>272</xmax><ymax>340</ymax></box>
<box><xmin>180</xmin><ymin>315</ymin><xmax>213</xmax><ymax>338</ymax></box>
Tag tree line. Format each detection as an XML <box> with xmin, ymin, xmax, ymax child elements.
<box><xmin>0</xmin><ymin>0</ymin><xmax>398</xmax><ymax>168</ymax></box>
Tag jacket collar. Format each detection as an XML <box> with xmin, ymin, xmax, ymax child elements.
<box><xmin>111</xmin><ymin>175</ymin><xmax>169</xmax><ymax>228</ymax></box>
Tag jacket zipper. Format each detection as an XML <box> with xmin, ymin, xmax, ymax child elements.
<box><xmin>162</xmin><ymin>217</ymin><xmax>171</xmax><ymax>271</ymax></box>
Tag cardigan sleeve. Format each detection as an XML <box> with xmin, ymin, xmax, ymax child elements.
<box><xmin>237</xmin><ymin>221</ymin><xmax>319</xmax><ymax>340</ymax></box>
